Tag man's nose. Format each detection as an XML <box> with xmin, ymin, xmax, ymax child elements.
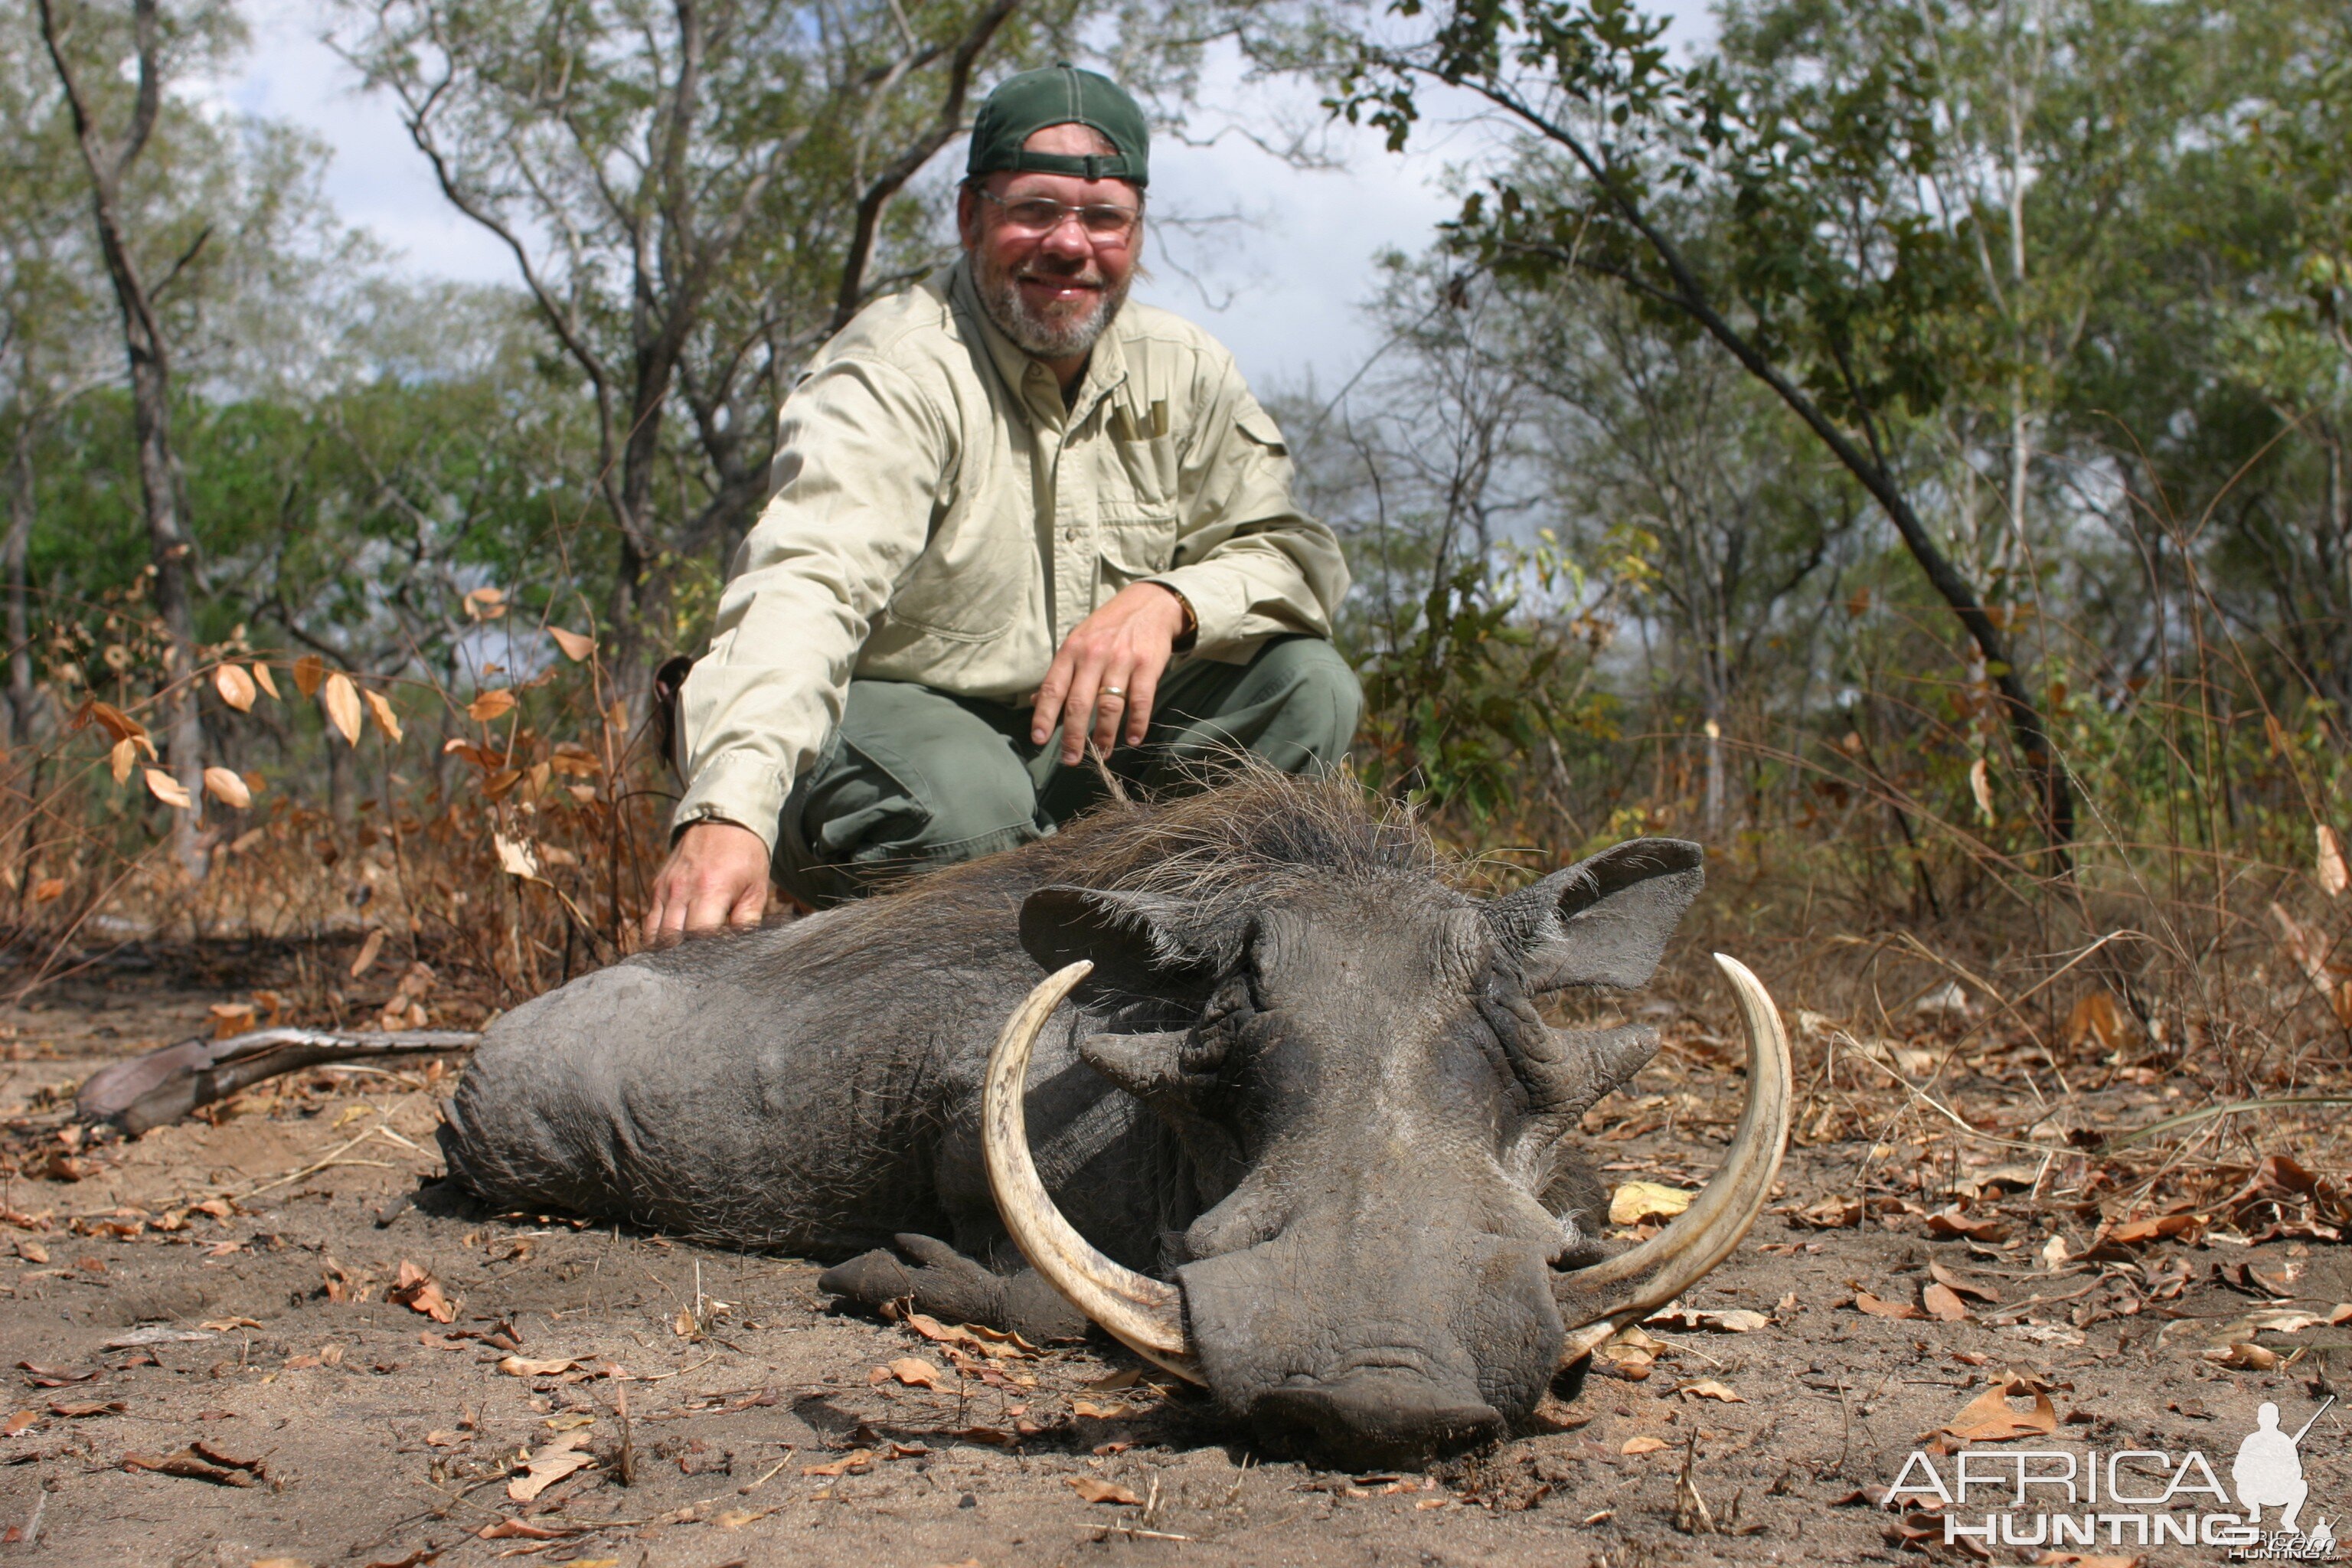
<box><xmin>1037</xmin><ymin>217</ymin><xmax>1095</xmax><ymax>261</ymax></box>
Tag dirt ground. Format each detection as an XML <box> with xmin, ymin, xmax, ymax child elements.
<box><xmin>5</xmin><ymin>943</ymin><xmax>2350</xmax><ymax>1568</ymax></box>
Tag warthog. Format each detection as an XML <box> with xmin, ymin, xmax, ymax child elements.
<box><xmin>436</xmin><ymin>770</ymin><xmax>1789</xmax><ymax>1463</ymax></box>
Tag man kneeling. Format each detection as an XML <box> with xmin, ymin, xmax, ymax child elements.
<box><xmin>645</xmin><ymin>63</ymin><xmax>1357</xmax><ymax>934</ymax></box>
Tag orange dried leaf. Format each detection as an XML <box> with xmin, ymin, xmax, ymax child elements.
<box><xmin>1066</xmin><ymin>1475</ymin><xmax>1143</xmax><ymax>1505</ymax></box>
<box><xmin>322</xmin><ymin>672</ymin><xmax>363</xmax><ymax>746</ymax></box>
<box><xmin>109</xmin><ymin>737</ymin><xmax>136</xmax><ymax>785</ymax></box>
<box><xmin>1925</xmin><ymin>1209</ymin><xmax>2007</xmax><ymax>1243</ymax></box>
<box><xmin>2321</xmin><ymin>825</ymin><xmax>2350</xmax><ymax>899</ymax></box>
<box><xmin>801</xmin><ymin>1449</ymin><xmax>874</xmax><ymax>1478</ymax></box>
<box><xmin>496</xmin><ymin>1355</ymin><xmax>578</xmax><ymax>1377</ymax></box>
<box><xmin>144</xmin><ymin>769</ymin><xmax>193</xmax><ymax>809</ymax></box>
<box><xmin>548</xmin><ymin>626</ymin><xmax>594</xmax><ymax>662</ymax></box>
<box><xmin>463</xmin><ymin>586</ymin><xmax>508</xmax><ymax>622</ymax></box>
<box><xmin>349</xmin><ymin>928</ymin><xmax>386</xmax><ymax>979</ymax></box>
<box><xmin>250</xmin><ymin>662</ymin><xmax>280</xmax><ymax>699</ymax></box>
<box><xmin>202</xmin><ymin>768</ymin><xmax>251</xmax><ymax>808</ymax></box>
<box><xmin>362</xmin><ymin>688</ymin><xmax>402</xmax><ymax>743</ymax></box>
<box><xmin>292</xmin><ymin>654</ymin><xmax>325</xmax><ymax>697</ymax></box>
<box><xmin>1922</xmin><ymin>1282</ymin><xmax>1971</xmax><ymax>1322</ymax></box>
<box><xmin>213</xmin><ymin>664</ymin><xmax>256</xmax><ymax>713</ymax></box>
<box><xmin>31</xmin><ymin>877</ymin><xmax>64</xmax><ymax>903</ymax></box>
<box><xmin>388</xmin><ymin>1260</ymin><xmax>456</xmax><ymax>1324</ymax></box>
<box><xmin>878</xmin><ymin>1357</ymin><xmax>943</xmax><ymax>1390</ymax></box>
<box><xmin>1622</xmin><ymin>1436</ymin><xmax>1669</xmax><ymax>1455</ymax></box>
<box><xmin>1854</xmin><ymin>1289</ymin><xmax>1924</xmax><ymax>1320</ymax></box>
<box><xmin>1942</xmin><ymin>1380</ymin><xmax>2058</xmax><ymax>1443</ymax></box>
<box><xmin>469</xmin><ymin>688</ymin><xmax>518</xmax><ymax>724</ymax></box>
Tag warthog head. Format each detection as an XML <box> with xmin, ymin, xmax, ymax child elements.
<box><xmin>985</xmin><ymin>796</ymin><xmax>1790</xmax><ymax>1466</ymax></box>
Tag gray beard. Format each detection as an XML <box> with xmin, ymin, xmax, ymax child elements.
<box><xmin>976</xmin><ymin>257</ymin><xmax>1132</xmax><ymax>363</ymax></box>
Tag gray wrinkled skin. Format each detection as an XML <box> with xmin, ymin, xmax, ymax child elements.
<box><xmin>440</xmin><ymin>772</ymin><xmax>1701</xmax><ymax>1465</ymax></box>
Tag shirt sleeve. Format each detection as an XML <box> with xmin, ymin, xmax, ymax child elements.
<box><xmin>671</xmin><ymin>356</ymin><xmax>951</xmax><ymax>851</ymax></box>
<box><xmin>1145</xmin><ymin>361</ymin><xmax>1350</xmax><ymax>658</ymax></box>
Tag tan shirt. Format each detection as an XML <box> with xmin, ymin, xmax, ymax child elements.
<box><xmin>672</xmin><ymin>257</ymin><xmax>1351</xmax><ymax>849</ymax></box>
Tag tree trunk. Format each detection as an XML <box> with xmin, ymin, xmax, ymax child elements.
<box><xmin>5</xmin><ymin>403</ymin><xmax>37</xmax><ymax>747</ymax></box>
<box><xmin>41</xmin><ymin>0</ymin><xmax>207</xmax><ymax>880</ymax></box>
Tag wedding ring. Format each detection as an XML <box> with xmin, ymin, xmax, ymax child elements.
<box><xmin>1101</xmin><ymin>685</ymin><xmax>1126</xmax><ymax>698</ymax></box>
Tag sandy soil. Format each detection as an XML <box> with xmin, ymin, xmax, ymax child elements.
<box><xmin>3</xmin><ymin>946</ymin><xmax>2348</xmax><ymax>1568</ymax></box>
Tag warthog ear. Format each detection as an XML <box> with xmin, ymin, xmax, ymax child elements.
<box><xmin>1490</xmin><ymin>838</ymin><xmax>1704</xmax><ymax>993</ymax></box>
<box><xmin>1019</xmin><ymin>887</ymin><xmax>1216</xmax><ymax>999</ymax></box>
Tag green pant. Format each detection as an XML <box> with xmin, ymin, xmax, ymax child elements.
<box><xmin>774</xmin><ymin>635</ymin><xmax>1361</xmax><ymax>905</ymax></box>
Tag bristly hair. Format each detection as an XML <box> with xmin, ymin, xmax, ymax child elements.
<box><xmin>913</xmin><ymin>760</ymin><xmax>1452</xmax><ymax>912</ymax></box>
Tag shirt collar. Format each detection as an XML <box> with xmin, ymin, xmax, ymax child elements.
<box><xmin>949</xmin><ymin>254</ymin><xmax>1130</xmax><ymax>430</ymax></box>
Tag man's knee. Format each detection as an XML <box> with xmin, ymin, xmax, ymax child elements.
<box><xmin>1244</xmin><ymin>636</ymin><xmax>1363</xmax><ymax>768</ymax></box>
<box><xmin>908</xmin><ymin>749</ymin><xmax>1041</xmax><ymax>853</ymax></box>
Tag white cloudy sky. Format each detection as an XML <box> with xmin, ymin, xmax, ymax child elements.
<box><xmin>222</xmin><ymin>2</ymin><xmax>1704</xmax><ymax>397</ymax></box>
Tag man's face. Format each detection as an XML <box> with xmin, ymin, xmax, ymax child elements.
<box><xmin>957</xmin><ymin>122</ymin><xmax>1142</xmax><ymax>368</ymax></box>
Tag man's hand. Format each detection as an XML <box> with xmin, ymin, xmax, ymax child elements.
<box><xmin>1030</xmin><ymin>582</ymin><xmax>1189</xmax><ymax>765</ymax></box>
<box><xmin>643</xmin><ymin>819</ymin><xmax>772</xmax><ymax>942</ymax></box>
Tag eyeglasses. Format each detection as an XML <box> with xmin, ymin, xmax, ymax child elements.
<box><xmin>975</xmin><ymin>188</ymin><xmax>1141</xmax><ymax>243</ymax></box>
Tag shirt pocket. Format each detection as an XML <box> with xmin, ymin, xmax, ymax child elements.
<box><xmin>1099</xmin><ymin>508</ymin><xmax>1178</xmax><ymax>592</ymax></box>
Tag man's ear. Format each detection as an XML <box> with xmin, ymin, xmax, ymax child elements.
<box><xmin>1018</xmin><ymin>887</ymin><xmax>1214</xmax><ymax>1000</ymax></box>
<box><xmin>1488</xmin><ymin>839</ymin><xmax>1704</xmax><ymax>992</ymax></box>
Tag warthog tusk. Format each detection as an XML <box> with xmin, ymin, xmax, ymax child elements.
<box><xmin>1555</xmin><ymin>953</ymin><xmax>1793</xmax><ymax>1364</ymax></box>
<box><xmin>982</xmin><ymin>961</ymin><xmax>1204</xmax><ymax>1383</ymax></box>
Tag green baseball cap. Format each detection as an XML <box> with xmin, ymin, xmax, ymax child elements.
<box><xmin>966</xmin><ymin>62</ymin><xmax>1148</xmax><ymax>188</ymax></box>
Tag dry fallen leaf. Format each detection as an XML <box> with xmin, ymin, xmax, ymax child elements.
<box><xmin>1622</xmin><ymin>1436</ymin><xmax>1669</xmax><ymax>1455</ymax></box>
<box><xmin>1792</xmin><ymin>1196</ymin><xmax>1864</xmax><ymax>1229</ymax></box>
<box><xmin>875</xmin><ymin>1357</ymin><xmax>943</xmax><ymax>1390</ymax></box>
<box><xmin>1942</xmin><ymin>1380</ymin><xmax>2059</xmax><ymax>1443</ymax></box>
<box><xmin>508</xmin><ymin>1433</ymin><xmax>593</xmax><ymax>1501</ymax></box>
<box><xmin>1929</xmin><ymin>1260</ymin><xmax>2000</xmax><ymax>1304</ymax></box>
<box><xmin>1854</xmin><ymin>1289</ymin><xmax>1924</xmax><ymax>1321</ymax></box>
<box><xmin>1922</xmin><ymin>1282</ymin><xmax>1971</xmax><ymax>1322</ymax></box>
<box><xmin>29</xmin><ymin>877</ymin><xmax>64</xmax><ymax>903</ymax></box>
<box><xmin>2205</xmin><ymin>1342</ymin><xmax>2282</xmax><ymax>1372</ymax></box>
<box><xmin>1681</xmin><ymin>1380</ymin><xmax>1745</xmax><ymax>1403</ymax></box>
<box><xmin>145</xmin><ymin>768</ymin><xmax>193</xmax><ymax>809</ymax></box>
<box><xmin>1610</xmin><ymin>1181</ymin><xmax>1696</xmax><ymax>1226</ymax></box>
<box><xmin>2105</xmin><ymin>1212</ymin><xmax>2203</xmax><ymax>1246</ymax></box>
<box><xmin>213</xmin><ymin>664</ymin><xmax>257</xmax><ymax>713</ymax></box>
<box><xmin>349</xmin><ymin>928</ymin><xmax>387</xmax><ymax>979</ymax></box>
<box><xmin>202</xmin><ymin>767</ymin><xmax>252</xmax><ymax>809</ymax></box>
<box><xmin>1066</xmin><ymin>1475</ymin><xmax>1144</xmax><ymax>1505</ymax></box>
<box><xmin>1070</xmin><ymin>1400</ymin><xmax>1138</xmax><ymax>1419</ymax></box>
<box><xmin>387</xmin><ymin>1260</ymin><xmax>456</xmax><ymax>1325</ymax></box>
<box><xmin>496</xmin><ymin>1355</ymin><xmax>578</xmax><ymax>1378</ymax></box>
<box><xmin>2</xmin><ymin>1411</ymin><xmax>37</xmax><ymax>1437</ymax></box>
<box><xmin>322</xmin><ymin>672</ymin><xmax>363</xmax><ymax>746</ymax></box>
<box><xmin>800</xmin><ymin>1449</ymin><xmax>874</xmax><ymax>1478</ymax></box>
<box><xmin>1646</xmin><ymin>1305</ymin><xmax>1769</xmax><ymax>1334</ymax></box>
<box><xmin>17</xmin><ymin>1241</ymin><xmax>49</xmax><ymax>1265</ymax></box>
<box><xmin>1925</xmin><ymin>1209</ymin><xmax>2007</xmax><ymax>1243</ymax></box>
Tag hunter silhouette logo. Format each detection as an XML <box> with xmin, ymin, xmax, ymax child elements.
<box><xmin>2232</xmin><ymin>1397</ymin><xmax>2334</xmax><ymax>1555</ymax></box>
<box><xmin>1886</xmin><ymin>1395</ymin><xmax>2338</xmax><ymax>1560</ymax></box>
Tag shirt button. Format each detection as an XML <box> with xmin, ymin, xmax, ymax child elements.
<box><xmin>1063</xmin><ymin>527</ymin><xmax>1080</xmax><ymax>542</ymax></box>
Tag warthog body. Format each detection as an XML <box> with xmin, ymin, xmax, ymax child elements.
<box><xmin>442</xmin><ymin>772</ymin><xmax>1766</xmax><ymax>1462</ymax></box>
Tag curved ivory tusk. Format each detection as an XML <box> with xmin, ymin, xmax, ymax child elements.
<box><xmin>982</xmin><ymin>961</ymin><xmax>1204</xmax><ymax>1383</ymax></box>
<box><xmin>1555</xmin><ymin>953</ymin><xmax>1794</xmax><ymax>1362</ymax></box>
